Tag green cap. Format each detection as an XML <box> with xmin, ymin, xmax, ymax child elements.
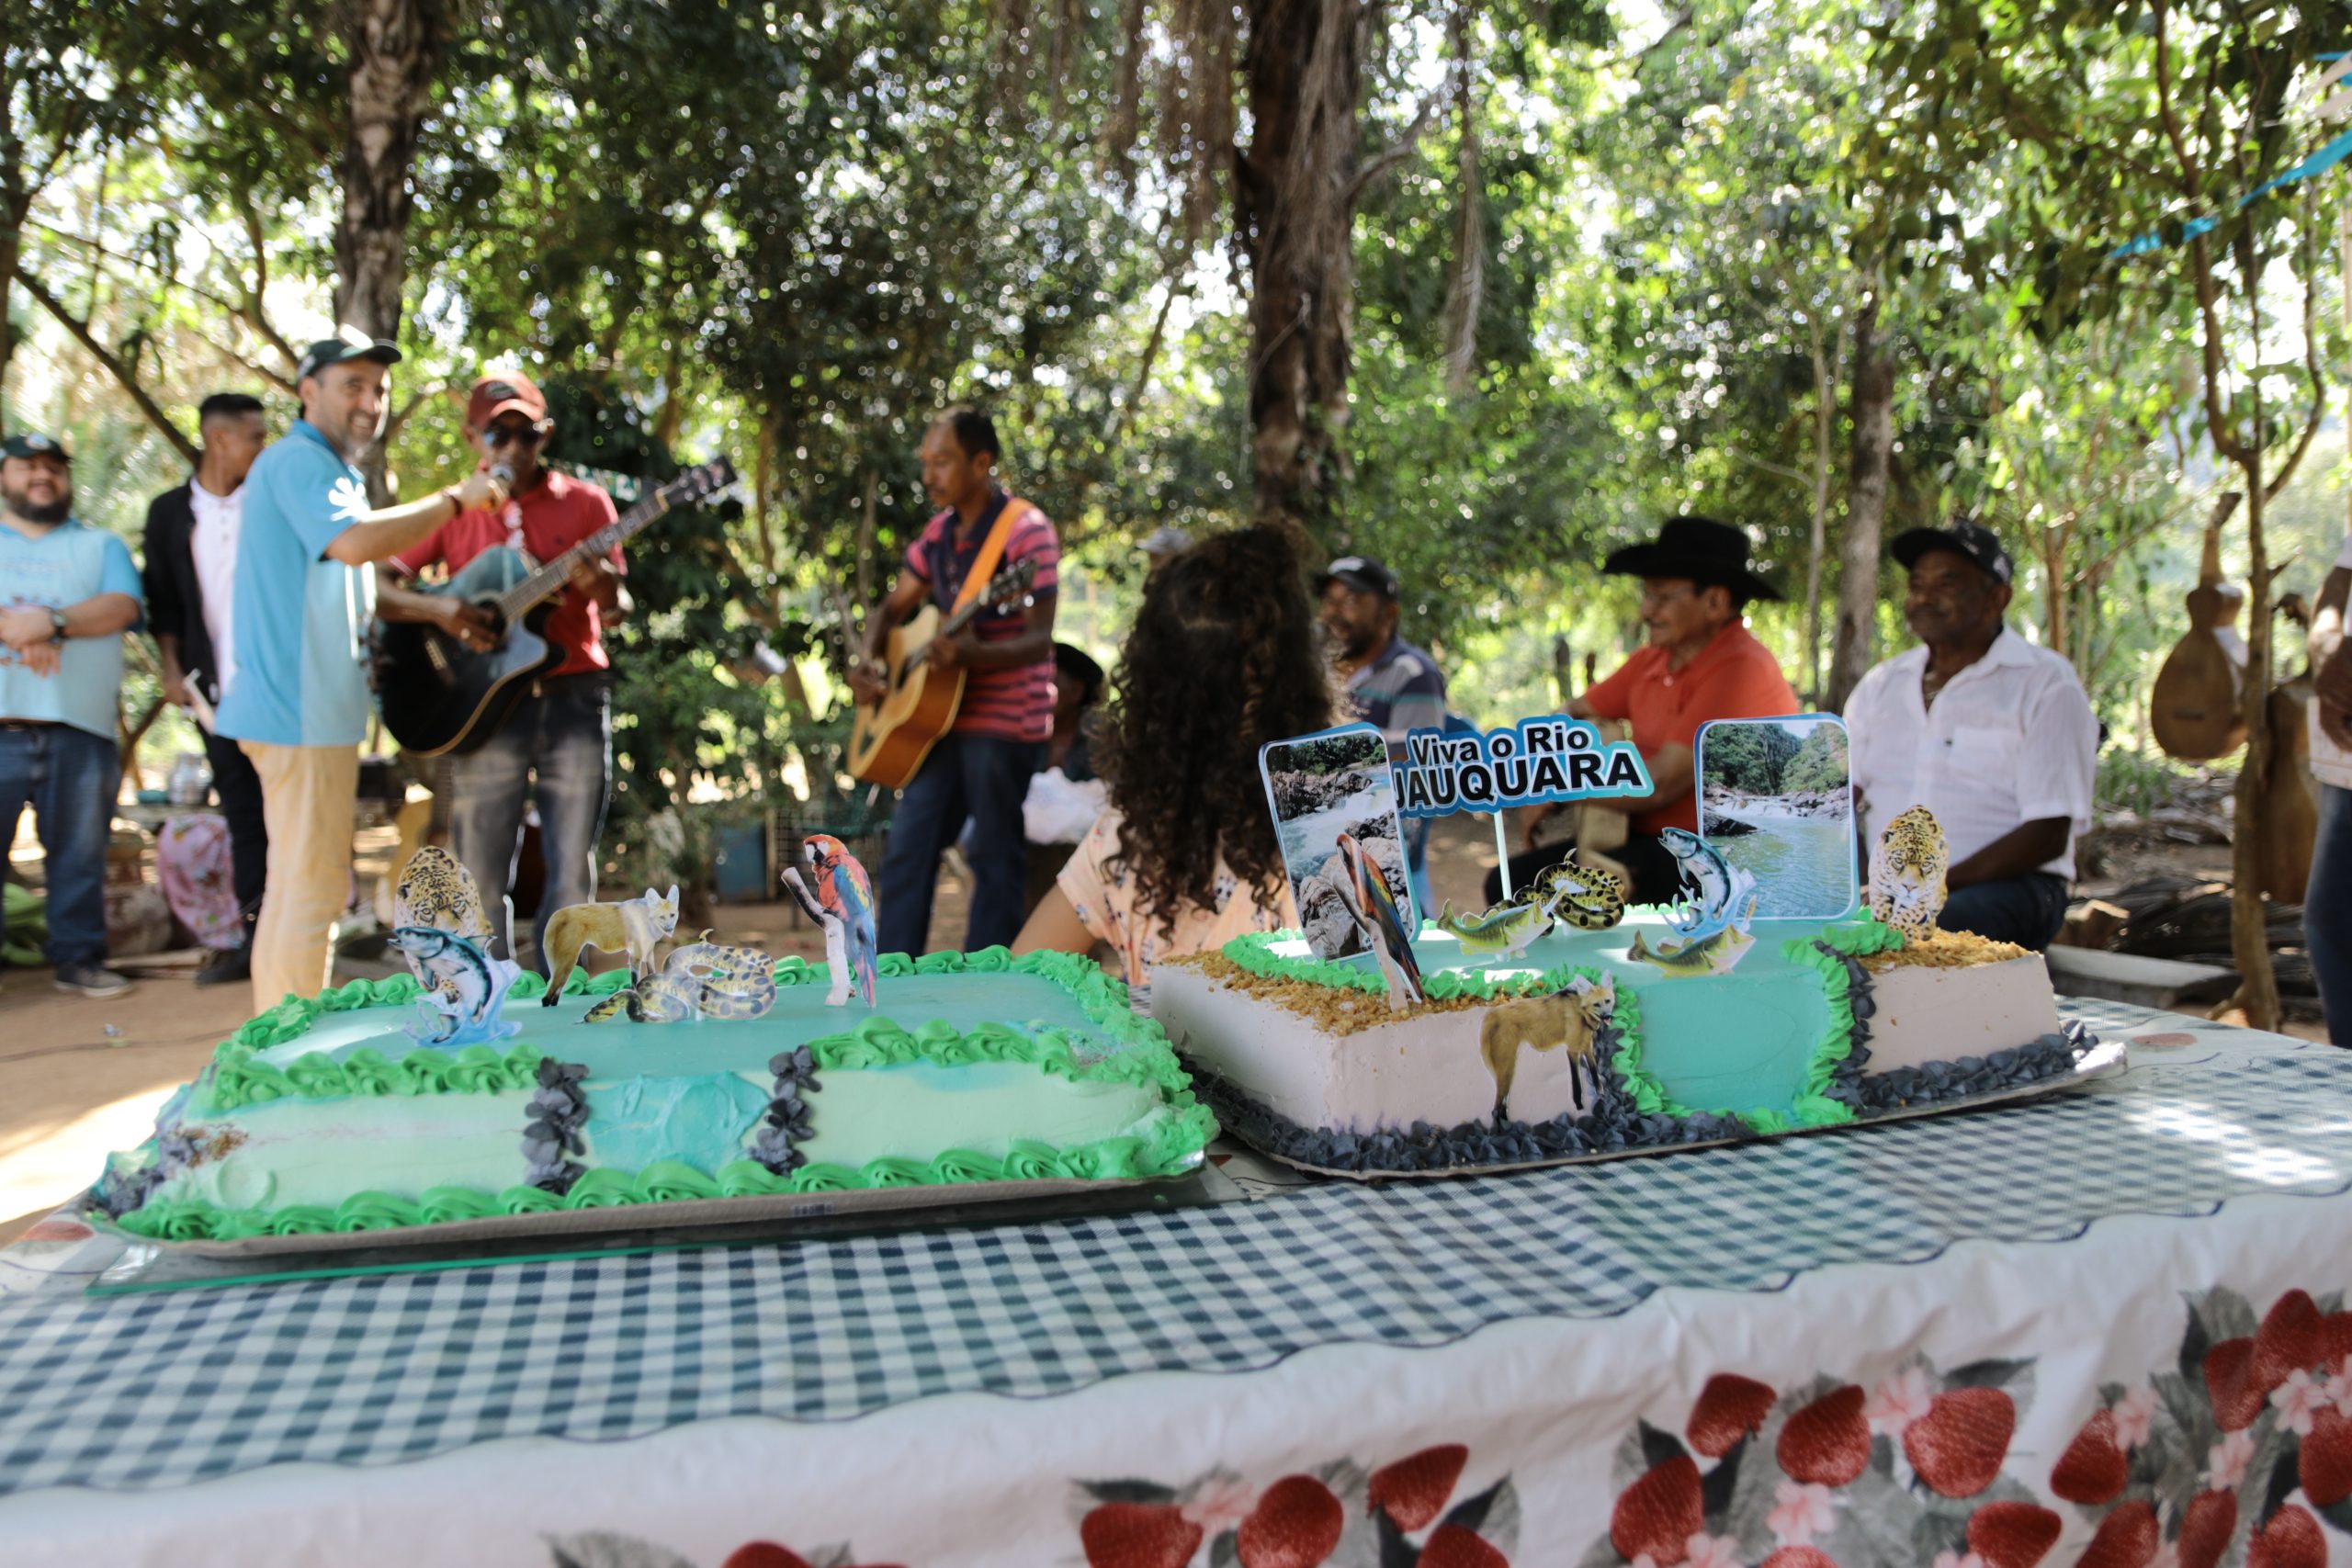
<box><xmin>1</xmin><ymin>433</ymin><xmax>69</xmax><ymax>462</ymax></box>
<box><xmin>296</xmin><ymin>323</ymin><xmax>403</xmax><ymax>382</ymax></box>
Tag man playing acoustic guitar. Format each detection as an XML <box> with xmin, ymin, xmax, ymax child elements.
<box><xmin>849</xmin><ymin>407</ymin><xmax>1058</xmax><ymax>956</ymax></box>
<box><xmin>380</xmin><ymin>372</ymin><xmax>627</xmax><ymax>970</ymax></box>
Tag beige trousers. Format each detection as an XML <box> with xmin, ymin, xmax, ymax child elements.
<box><xmin>240</xmin><ymin>741</ymin><xmax>359</xmax><ymax>1014</ymax></box>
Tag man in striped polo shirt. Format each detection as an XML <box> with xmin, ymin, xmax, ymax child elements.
<box><xmin>852</xmin><ymin>408</ymin><xmax>1059</xmax><ymax>955</ymax></box>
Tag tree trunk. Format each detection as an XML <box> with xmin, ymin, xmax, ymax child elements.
<box><xmin>1803</xmin><ymin>313</ymin><xmax>1836</xmax><ymax>704</ymax></box>
<box><xmin>2227</xmin><ymin>230</ymin><xmax>2280</xmax><ymax>1032</ymax></box>
<box><xmin>1236</xmin><ymin>0</ymin><xmax>1360</xmax><ymax>532</ymax></box>
<box><xmin>0</xmin><ymin>214</ymin><xmax>17</xmax><ymax>420</ymax></box>
<box><xmin>335</xmin><ymin>0</ymin><xmax>441</xmax><ymax>338</ymax></box>
<box><xmin>1826</xmin><ymin>288</ymin><xmax>1894</xmax><ymax>712</ymax></box>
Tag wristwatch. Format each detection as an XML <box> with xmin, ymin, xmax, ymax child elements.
<box><xmin>47</xmin><ymin>608</ymin><xmax>66</xmax><ymax>645</ymax></box>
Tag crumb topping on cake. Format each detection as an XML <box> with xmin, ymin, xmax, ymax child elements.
<box><xmin>1859</xmin><ymin>928</ymin><xmax>2030</xmax><ymax>972</ymax></box>
<box><xmin>1175</xmin><ymin>952</ymin><xmax>1493</xmax><ymax>1036</ymax></box>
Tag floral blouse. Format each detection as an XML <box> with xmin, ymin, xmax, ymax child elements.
<box><xmin>1056</xmin><ymin>809</ymin><xmax>1296</xmax><ymax>996</ymax></box>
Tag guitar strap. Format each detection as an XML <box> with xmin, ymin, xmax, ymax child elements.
<box><xmin>948</xmin><ymin>495</ymin><xmax>1030</xmax><ymax>615</ymax></box>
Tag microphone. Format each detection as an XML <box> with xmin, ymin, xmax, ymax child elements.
<box><xmin>489</xmin><ymin>459</ymin><xmax>516</xmax><ymax>491</ymax></box>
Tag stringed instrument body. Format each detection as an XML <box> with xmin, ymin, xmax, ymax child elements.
<box><xmin>847</xmin><ymin>558</ymin><xmax>1039</xmax><ymax>788</ymax></box>
<box><xmin>2152</xmin><ymin>492</ymin><xmax>2249</xmax><ymax>761</ymax></box>
<box><xmin>370</xmin><ymin>460</ymin><xmax>736</xmax><ymax>756</ymax></box>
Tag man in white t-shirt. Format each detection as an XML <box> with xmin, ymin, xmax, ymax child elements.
<box><xmin>141</xmin><ymin>393</ymin><xmax>269</xmax><ymax>987</ymax></box>
<box><xmin>1846</xmin><ymin>520</ymin><xmax>2098</xmax><ymax>951</ymax></box>
<box><xmin>2302</xmin><ymin>535</ymin><xmax>2352</xmax><ymax>1043</ymax></box>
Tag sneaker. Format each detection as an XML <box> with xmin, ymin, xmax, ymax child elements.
<box><xmin>53</xmin><ymin>962</ymin><xmax>132</xmax><ymax>999</ymax></box>
<box><xmin>195</xmin><ymin>947</ymin><xmax>253</xmax><ymax>987</ymax></box>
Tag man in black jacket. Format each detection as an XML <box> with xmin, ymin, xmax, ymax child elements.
<box><xmin>142</xmin><ymin>393</ymin><xmax>269</xmax><ymax>986</ymax></box>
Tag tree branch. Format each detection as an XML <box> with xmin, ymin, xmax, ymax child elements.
<box><xmin>17</xmin><ymin>270</ymin><xmax>197</xmax><ymax>465</ymax></box>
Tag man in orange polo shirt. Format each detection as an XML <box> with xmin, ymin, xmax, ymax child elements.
<box><xmin>1487</xmin><ymin>515</ymin><xmax>1798</xmax><ymax>906</ymax></box>
<box><xmin>382</xmin><ymin>372</ymin><xmax>627</xmax><ymax>968</ymax></box>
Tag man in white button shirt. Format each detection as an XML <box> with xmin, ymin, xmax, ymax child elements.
<box><xmin>1846</xmin><ymin>520</ymin><xmax>2098</xmax><ymax>950</ymax></box>
<box><xmin>141</xmin><ymin>393</ymin><xmax>269</xmax><ymax>987</ymax></box>
<box><xmin>2301</xmin><ymin>534</ymin><xmax>2352</xmax><ymax>1043</ymax></box>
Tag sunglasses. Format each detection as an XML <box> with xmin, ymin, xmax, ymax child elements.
<box><xmin>483</xmin><ymin>423</ymin><xmax>547</xmax><ymax>446</ymax></box>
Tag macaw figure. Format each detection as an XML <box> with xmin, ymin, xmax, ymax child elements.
<box><xmin>783</xmin><ymin>832</ymin><xmax>879</xmax><ymax>1007</ymax></box>
<box><xmin>1335</xmin><ymin>831</ymin><xmax>1425</xmax><ymax>1012</ymax></box>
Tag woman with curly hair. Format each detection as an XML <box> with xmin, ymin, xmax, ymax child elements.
<box><xmin>1014</xmin><ymin>524</ymin><xmax>1336</xmax><ymax>992</ymax></box>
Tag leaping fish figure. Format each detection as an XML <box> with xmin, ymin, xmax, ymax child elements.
<box><xmin>1626</xmin><ymin>895</ymin><xmax>1758</xmax><ymax>977</ymax></box>
<box><xmin>1657</xmin><ymin>828</ymin><xmax>1757</xmax><ymax>942</ymax></box>
<box><xmin>388</xmin><ymin>926</ymin><xmax>524</xmax><ymax>1045</ymax></box>
<box><xmin>783</xmin><ymin>832</ymin><xmax>879</xmax><ymax>1007</ymax></box>
<box><xmin>1335</xmin><ymin>831</ymin><xmax>1425</xmax><ymax>1011</ymax></box>
<box><xmin>1432</xmin><ymin>891</ymin><xmax>1563</xmax><ymax>961</ymax></box>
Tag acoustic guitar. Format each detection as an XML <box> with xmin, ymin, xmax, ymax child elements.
<box><xmin>370</xmin><ymin>459</ymin><xmax>736</xmax><ymax>756</ymax></box>
<box><xmin>2151</xmin><ymin>491</ymin><xmax>2247</xmax><ymax>761</ymax></box>
<box><xmin>847</xmin><ymin>559</ymin><xmax>1038</xmax><ymax>788</ymax></box>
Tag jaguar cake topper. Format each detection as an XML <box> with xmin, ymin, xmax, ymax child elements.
<box><xmin>1335</xmin><ymin>830</ymin><xmax>1425</xmax><ymax>1010</ymax></box>
<box><xmin>1627</xmin><ymin>828</ymin><xmax>1758</xmax><ymax>977</ymax></box>
<box><xmin>1869</xmin><ymin>806</ymin><xmax>1950</xmax><ymax>940</ymax></box>
<box><xmin>782</xmin><ymin>832</ymin><xmax>879</xmax><ymax>1008</ymax></box>
<box><xmin>389</xmin><ymin>847</ymin><xmax>523</xmax><ymax>1047</ymax></box>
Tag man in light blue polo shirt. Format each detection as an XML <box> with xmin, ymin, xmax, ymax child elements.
<box><xmin>0</xmin><ymin>432</ymin><xmax>144</xmax><ymax>998</ymax></box>
<box><xmin>216</xmin><ymin>327</ymin><xmax>507</xmax><ymax>1010</ymax></box>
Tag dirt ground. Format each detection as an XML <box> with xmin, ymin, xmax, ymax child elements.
<box><xmin>0</xmin><ymin>814</ymin><xmax>1508</xmax><ymax>1246</ymax></box>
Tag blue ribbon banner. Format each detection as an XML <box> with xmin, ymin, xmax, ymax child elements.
<box><xmin>1394</xmin><ymin>716</ymin><xmax>1652</xmax><ymax>820</ymax></box>
<box><xmin>2109</xmin><ymin>54</ymin><xmax>2352</xmax><ymax>258</ymax></box>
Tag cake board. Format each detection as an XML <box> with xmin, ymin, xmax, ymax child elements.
<box><xmin>79</xmin><ymin>1155</ymin><xmax>1221</xmax><ymax>1291</ymax></box>
<box><xmin>1193</xmin><ymin>1034</ymin><xmax>2129</xmax><ymax>1181</ymax></box>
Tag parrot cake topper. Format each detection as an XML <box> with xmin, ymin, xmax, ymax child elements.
<box><xmin>783</xmin><ymin>832</ymin><xmax>879</xmax><ymax>1008</ymax></box>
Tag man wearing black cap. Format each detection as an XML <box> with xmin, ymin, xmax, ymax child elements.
<box><xmin>1318</xmin><ymin>554</ymin><xmax>1450</xmax><ymax>908</ymax></box>
<box><xmin>1487</xmin><ymin>516</ymin><xmax>1800</xmax><ymax>907</ymax></box>
<box><xmin>215</xmin><ymin>326</ymin><xmax>509</xmax><ymax>1011</ymax></box>
<box><xmin>0</xmin><ymin>431</ymin><xmax>144</xmax><ymax>998</ymax></box>
<box><xmin>1847</xmin><ymin>520</ymin><xmax>2097</xmax><ymax>951</ymax></box>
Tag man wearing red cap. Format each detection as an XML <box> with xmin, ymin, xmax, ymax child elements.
<box><xmin>384</xmin><ymin>372</ymin><xmax>627</xmax><ymax>968</ymax></box>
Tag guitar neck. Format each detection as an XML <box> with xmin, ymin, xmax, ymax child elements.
<box><xmin>488</xmin><ymin>491</ymin><xmax>671</xmax><ymax>624</ymax></box>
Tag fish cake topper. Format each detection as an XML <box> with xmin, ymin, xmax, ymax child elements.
<box><xmin>390</xmin><ymin>848</ymin><xmax>522</xmax><ymax>1046</ymax></box>
<box><xmin>1628</xmin><ymin>829</ymin><xmax>1759</xmax><ymax>978</ymax></box>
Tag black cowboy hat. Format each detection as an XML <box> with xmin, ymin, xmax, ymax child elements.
<box><xmin>1600</xmin><ymin>514</ymin><xmax>1782</xmax><ymax>603</ymax></box>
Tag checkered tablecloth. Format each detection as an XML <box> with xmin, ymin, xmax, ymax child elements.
<box><xmin>0</xmin><ymin>1001</ymin><xmax>2342</xmax><ymax>1501</ymax></box>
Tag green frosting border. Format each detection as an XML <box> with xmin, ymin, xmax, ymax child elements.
<box><xmin>116</xmin><ymin>945</ymin><xmax>1218</xmax><ymax>1239</ymax></box>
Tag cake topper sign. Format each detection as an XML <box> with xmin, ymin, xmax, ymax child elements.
<box><xmin>1395</xmin><ymin>716</ymin><xmax>1651</xmax><ymax>819</ymax></box>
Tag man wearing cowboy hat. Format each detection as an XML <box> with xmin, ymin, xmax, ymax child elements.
<box><xmin>1487</xmin><ymin>515</ymin><xmax>1799</xmax><ymax>907</ymax></box>
<box><xmin>1847</xmin><ymin>520</ymin><xmax>2096</xmax><ymax>951</ymax></box>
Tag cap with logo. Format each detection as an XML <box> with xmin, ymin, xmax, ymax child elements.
<box><xmin>1891</xmin><ymin>519</ymin><xmax>2014</xmax><ymax>585</ymax></box>
<box><xmin>0</xmin><ymin>433</ymin><xmax>70</xmax><ymax>463</ymax></box>
<box><xmin>295</xmin><ymin>323</ymin><xmax>403</xmax><ymax>384</ymax></box>
<box><xmin>468</xmin><ymin>371</ymin><xmax>548</xmax><ymax>429</ymax></box>
<box><xmin>1315</xmin><ymin>554</ymin><xmax>1401</xmax><ymax>601</ymax></box>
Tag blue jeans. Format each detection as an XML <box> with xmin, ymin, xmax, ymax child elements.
<box><xmin>2305</xmin><ymin>784</ymin><xmax>2352</xmax><ymax>1043</ymax></box>
<box><xmin>877</xmin><ymin>732</ymin><xmax>1043</xmax><ymax>957</ymax></box>
<box><xmin>447</xmin><ymin>676</ymin><xmax>611</xmax><ymax>969</ymax></box>
<box><xmin>1939</xmin><ymin>872</ymin><xmax>2070</xmax><ymax>952</ymax></box>
<box><xmin>0</xmin><ymin>724</ymin><xmax>120</xmax><ymax>966</ymax></box>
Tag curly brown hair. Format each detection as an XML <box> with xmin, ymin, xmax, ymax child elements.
<box><xmin>1093</xmin><ymin>523</ymin><xmax>1339</xmax><ymax>925</ymax></box>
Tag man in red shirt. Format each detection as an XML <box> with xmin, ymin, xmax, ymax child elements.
<box><xmin>383</xmin><ymin>372</ymin><xmax>627</xmax><ymax>967</ymax></box>
<box><xmin>1488</xmin><ymin>515</ymin><xmax>1799</xmax><ymax>906</ymax></box>
<box><xmin>850</xmin><ymin>407</ymin><xmax>1058</xmax><ymax>955</ymax></box>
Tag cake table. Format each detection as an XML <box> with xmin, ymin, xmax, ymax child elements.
<box><xmin>4</xmin><ymin>999</ymin><xmax>2348</xmax><ymax>1568</ymax></box>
